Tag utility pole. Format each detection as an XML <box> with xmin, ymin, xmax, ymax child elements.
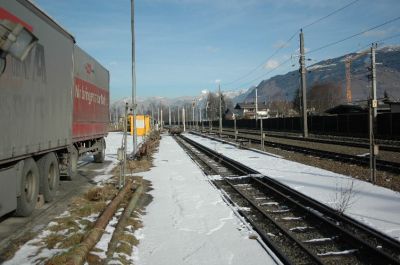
<box><xmin>182</xmin><ymin>107</ymin><xmax>186</xmax><ymax>132</ymax></box>
<box><xmin>300</xmin><ymin>29</ymin><xmax>308</xmax><ymax>138</ymax></box>
<box><xmin>260</xmin><ymin>118</ymin><xmax>264</xmax><ymax>150</ymax></box>
<box><xmin>369</xmin><ymin>43</ymin><xmax>378</xmax><ymax>184</ymax></box>
<box><xmin>234</xmin><ymin>115</ymin><xmax>237</xmax><ymax>141</ymax></box>
<box><xmin>130</xmin><ymin>0</ymin><xmax>137</xmax><ymax>155</ymax></box>
<box><xmin>255</xmin><ymin>88</ymin><xmax>258</xmax><ymax>122</ymax></box>
<box><xmin>151</xmin><ymin>107</ymin><xmax>154</xmax><ymax>127</ymax></box>
<box><xmin>199</xmin><ymin>107</ymin><xmax>202</xmax><ymax>130</ymax></box>
<box><xmin>219</xmin><ymin>83</ymin><xmax>222</xmax><ymax>137</ymax></box>
<box><xmin>168</xmin><ymin>106</ymin><xmax>171</xmax><ymax>126</ymax></box>
<box><xmin>177</xmin><ymin>106</ymin><xmax>180</xmax><ymax>127</ymax></box>
<box><xmin>206</xmin><ymin>101</ymin><xmax>210</xmax><ymax>133</ymax></box>
<box><xmin>192</xmin><ymin>101</ymin><xmax>195</xmax><ymax>130</ymax></box>
<box><xmin>160</xmin><ymin>108</ymin><xmax>163</xmax><ymax>130</ymax></box>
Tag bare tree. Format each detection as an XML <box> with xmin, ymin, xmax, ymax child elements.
<box><xmin>308</xmin><ymin>82</ymin><xmax>343</xmax><ymax>113</ymax></box>
<box><xmin>206</xmin><ymin>92</ymin><xmax>228</xmax><ymax>121</ymax></box>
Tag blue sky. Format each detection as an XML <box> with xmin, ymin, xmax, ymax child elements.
<box><xmin>35</xmin><ymin>0</ymin><xmax>400</xmax><ymax>101</ymax></box>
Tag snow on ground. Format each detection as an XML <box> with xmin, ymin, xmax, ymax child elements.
<box><xmin>185</xmin><ymin>133</ymin><xmax>400</xmax><ymax>241</ymax></box>
<box><xmin>136</xmin><ymin>135</ymin><xmax>279</xmax><ymax>265</ymax></box>
<box><xmin>3</xmin><ymin>132</ymin><xmax>143</xmax><ymax>265</ymax></box>
<box><xmin>93</xmin><ymin>132</ymin><xmax>144</xmax><ymax>184</ymax></box>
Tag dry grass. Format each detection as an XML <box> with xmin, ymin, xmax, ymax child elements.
<box><xmin>0</xmin><ymin>232</ymin><xmax>36</xmax><ymax>261</ymax></box>
<box><xmin>85</xmin><ymin>184</ymin><xmax>117</xmax><ymax>202</ymax></box>
<box><xmin>42</xmin><ymin>234</ymin><xmax>64</xmax><ymax>249</ymax></box>
<box><xmin>45</xmin><ymin>253</ymin><xmax>68</xmax><ymax>265</ymax></box>
<box><xmin>60</xmin><ymin>233</ymin><xmax>85</xmax><ymax>249</ymax></box>
<box><xmin>19</xmin><ymin>133</ymin><xmax>160</xmax><ymax>264</ymax></box>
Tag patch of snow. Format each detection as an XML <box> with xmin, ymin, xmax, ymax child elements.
<box><xmin>186</xmin><ymin>134</ymin><xmax>400</xmax><ymax>241</ymax></box>
<box><xmin>317</xmin><ymin>249</ymin><xmax>358</xmax><ymax>256</ymax></box>
<box><xmin>281</xmin><ymin>217</ymin><xmax>302</xmax><ymax>221</ymax></box>
<box><xmin>303</xmin><ymin>237</ymin><xmax>333</xmax><ymax>243</ymax></box>
<box><xmin>135</xmin><ymin>136</ymin><xmax>279</xmax><ymax>265</ymax></box>
<box><xmin>91</xmin><ymin>214</ymin><xmax>120</xmax><ymax>259</ymax></box>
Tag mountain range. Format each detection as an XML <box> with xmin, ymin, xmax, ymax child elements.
<box><xmin>243</xmin><ymin>46</ymin><xmax>400</xmax><ymax>104</ymax></box>
<box><xmin>111</xmin><ymin>46</ymin><xmax>400</xmax><ymax>117</ymax></box>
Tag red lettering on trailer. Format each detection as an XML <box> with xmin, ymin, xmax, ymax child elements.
<box><xmin>0</xmin><ymin>8</ymin><xmax>33</xmax><ymax>32</ymax></box>
<box><xmin>73</xmin><ymin>77</ymin><xmax>109</xmax><ymax>140</ymax></box>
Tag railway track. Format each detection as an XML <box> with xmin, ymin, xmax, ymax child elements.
<box><xmin>175</xmin><ymin>134</ymin><xmax>400</xmax><ymax>265</ymax></box>
<box><xmin>209</xmin><ymin>127</ymin><xmax>400</xmax><ymax>150</ymax></box>
<box><xmin>192</xmin><ymin>129</ymin><xmax>400</xmax><ymax>174</ymax></box>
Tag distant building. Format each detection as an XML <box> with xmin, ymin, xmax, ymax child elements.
<box><xmin>324</xmin><ymin>104</ymin><xmax>366</xmax><ymax>115</ymax></box>
<box><xmin>324</xmin><ymin>100</ymin><xmax>400</xmax><ymax>115</ymax></box>
<box><xmin>383</xmin><ymin>100</ymin><xmax>400</xmax><ymax>113</ymax></box>
<box><xmin>234</xmin><ymin>102</ymin><xmax>270</xmax><ymax>119</ymax></box>
<box><xmin>224</xmin><ymin>108</ymin><xmax>234</xmax><ymax>120</ymax></box>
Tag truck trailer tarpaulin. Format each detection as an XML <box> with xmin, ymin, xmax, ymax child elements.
<box><xmin>0</xmin><ymin>0</ymin><xmax>109</xmax><ymax>217</ymax></box>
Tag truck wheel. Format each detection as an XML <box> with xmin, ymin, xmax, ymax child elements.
<box><xmin>15</xmin><ymin>158</ymin><xmax>40</xmax><ymax>217</ymax></box>
<box><xmin>66</xmin><ymin>146</ymin><xmax>78</xmax><ymax>181</ymax></box>
<box><xmin>38</xmin><ymin>153</ymin><xmax>60</xmax><ymax>202</ymax></box>
<box><xmin>94</xmin><ymin>138</ymin><xmax>106</xmax><ymax>163</ymax></box>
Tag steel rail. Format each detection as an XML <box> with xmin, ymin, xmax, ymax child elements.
<box><xmin>206</xmin><ymin>128</ymin><xmax>400</xmax><ymax>152</ymax></box>
<box><xmin>192</xmin><ymin>130</ymin><xmax>400</xmax><ymax>174</ymax></box>
<box><xmin>179</xmin><ymin>134</ymin><xmax>400</xmax><ymax>265</ymax></box>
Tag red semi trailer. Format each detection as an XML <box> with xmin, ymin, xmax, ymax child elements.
<box><xmin>0</xmin><ymin>0</ymin><xmax>109</xmax><ymax>217</ymax></box>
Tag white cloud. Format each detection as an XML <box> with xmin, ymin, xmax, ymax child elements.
<box><xmin>362</xmin><ymin>30</ymin><xmax>389</xmax><ymax>38</ymax></box>
<box><xmin>264</xmin><ymin>59</ymin><xmax>279</xmax><ymax>70</ymax></box>
<box><xmin>215</xmin><ymin>79</ymin><xmax>221</xmax><ymax>84</ymax></box>
<box><xmin>205</xmin><ymin>46</ymin><xmax>219</xmax><ymax>53</ymax></box>
<box><xmin>273</xmin><ymin>40</ymin><xmax>290</xmax><ymax>49</ymax></box>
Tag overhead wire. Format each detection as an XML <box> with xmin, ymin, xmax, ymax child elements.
<box><xmin>307</xmin><ymin>16</ymin><xmax>400</xmax><ymax>54</ymax></box>
<box><xmin>302</xmin><ymin>0</ymin><xmax>360</xmax><ymax>29</ymax></box>
<box><xmin>307</xmin><ymin>31</ymin><xmax>400</xmax><ymax>74</ymax></box>
<box><xmin>222</xmin><ymin>32</ymin><xmax>297</xmax><ymax>86</ymax></box>
<box><xmin>232</xmin><ymin>57</ymin><xmax>293</xmax><ymax>90</ymax></box>
<box><xmin>222</xmin><ymin>0</ymin><xmax>362</xmax><ymax>88</ymax></box>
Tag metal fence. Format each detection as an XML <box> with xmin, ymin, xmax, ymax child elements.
<box><xmin>198</xmin><ymin>113</ymin><xmax>400</xmax><ymax>139</ymax></box>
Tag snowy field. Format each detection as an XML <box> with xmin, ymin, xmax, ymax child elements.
<box><xmin>136</xmin><ymin>135</ymin><xmax>280</xmax><ymax>265</ymax></box>
<box><xmin>185</xmin><ymin>133</ymin><xmax>400</xmax><ymax>241</ymax></box>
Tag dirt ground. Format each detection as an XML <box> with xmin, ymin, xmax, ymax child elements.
<box><xmin>1</xmin><ymin>131</ymin><xmax>160</xmax><ymax>265</ymax></box>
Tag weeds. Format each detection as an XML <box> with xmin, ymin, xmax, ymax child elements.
<box><xmin>331</xmin><ymin>178</ymin><xmax>358</xmax><ymax>214</ymax></box>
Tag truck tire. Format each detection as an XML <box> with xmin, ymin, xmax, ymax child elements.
<box><xmin>38</xmin><ymin>153</ymin><xmax>60</xmax><ymax>202</ymax></box>
<box><xmin>15</xmin><ymin>158</ymin><xmax>40</xmax><ymax>217</ymax></box>
<box><xmin>94</xmin><ymin>138</ymin><xmax>106</xmax><ymax>163</ymax></box>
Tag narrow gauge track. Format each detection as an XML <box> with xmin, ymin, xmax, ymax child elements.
<box><xmin>174</xmin><ymin>134</ymin><xmax>400</xmax><ymax>265</ymax></box>
<box><xmin>192</xmin><ymin>129</ymin><xmax>400</xmax><ymax>174</ymax></box>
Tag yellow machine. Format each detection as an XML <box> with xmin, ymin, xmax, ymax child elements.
<box><xmin>129</xmin><ymin>115</ymin><xmax>151</xmax><ymax>136</ymax></box>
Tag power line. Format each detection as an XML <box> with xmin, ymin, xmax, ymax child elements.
<box><xmin>302</xmin><ymin>0</ymin><xmax>360</xmax><ymax>29</ymax></box>
<box><xmin>307</xmin><ymin>32</ymin><xmax>400</xmax><ymax>72</ymax></box>
<box><xmin>307</xmin><ymin>16</ymin><xmax>400</xmax><ymax>54</ymax></box>
<box><xmin>232</xmin><ymin>57</ymin><xmax>292</xmax><ymax>90</ymax></box>
<box><xmin>222</xmin><ymin>32</ymin><xmax>297</xmax><ymax>86</ymax></box>
<box><xmin>222</xmin><ymin>0</ymin><xmax>361</xmax><ymax>87</ymax></box>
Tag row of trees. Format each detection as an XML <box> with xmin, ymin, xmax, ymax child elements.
<box><xmin>109</xmin><ymin>92</ymin><xmax>234</xmax><ymax>125</ymax></box>
<box><xmin>292</xmin><ymin>82</ymin><xmax>343</xmax><ymax>114</ymax></box>
<box><xmin>109</xmin><ymin>82</ymin><xmax>343</xmax><ymax>124</ymax></box>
